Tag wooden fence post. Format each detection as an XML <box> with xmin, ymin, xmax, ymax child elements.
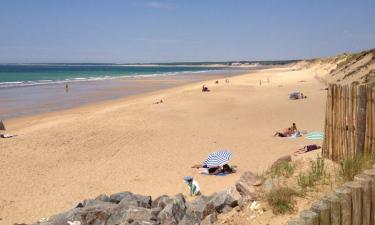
<box><xmin>300</xmin><ymin>210</ymin><xmax>319</xmax><ymax>225</ymax></box>
<box><xmin>311</xmin><ymin>200</ymin><xmax>330</xmax><ymax>225</ymax></box>
<box><xmin>354</xmin><ymin>174</ymin><xmax>372</xmax><ymax>225</ymax></box>
<box><xmin>345</xmin><ymin>181</ymin><xmax>363</xmax><ymax>225</ymax></box>
<box><xmin>364</xmin><ymin>169</ymin><xmax>375</xmax><ymax>225</ymax></box>
<box><xmin>335</xmin><ymin>186</ymin><xmax>352</xmax><ymax>225</ymax></box>
<box><xmin>322</xmin><ymin>193</ymin><xmax>340</xmax><ymax>225</ymax></box>
<box><xmin>357</xmin><ymin>85</ymin><xmax>367</xmax><ymax>155</ymax></box>
<box><xmin>288</xmin><ymin>218</ymin><xmax>306</xmax><ymax>225</ymax></box>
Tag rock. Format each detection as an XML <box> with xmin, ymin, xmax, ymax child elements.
<box><xmin>209</xmin><ymin>187</ymin><xmax>240</xmax><ymax>212</ymax></box>
<box><xmin>271</xmin><ymin>155</ymin><xmax>292</xmax><ymax>168</ymax></box>
<box><xmin>237</xmin><ymin>196</ymin><xmax>251</xmax><ymax>209</ymax></box>
<box><xmin>221</xmin><ymin>205</ymin><xmax>232</xmax><ymax>214</ymax></box>
<box><xmin>178</xmin><ymin>213</ymin><xmax>201</xmax><ymax>225</ymax></box>
<box><xmin>110</xmin><ymin>192</ymin><xmax>152</xmax><ymax>208</ymax></box>
<box><xmin>125</xmin><ymin>207</ymin><xmax>157</xmax><ymax>223</ymax></box>
<box><xmin>235</xmin><ymin>171</ymin><xmax>260</xmax><ymax>199</ymax></box>
<box><xmin>185</xmin><ymin>196</ymin><xmax>214</xmax><ymax>220</ymax></box>
<box><xmin>199</xmin><ymin>213</ymin><xmax>217</xmax><ymax>225</ymax></box>
<box><xmin>84</xmin><ymin>199</ymin><xmax>116</xmax><ymax>208</ymax></box>
<box><xmin>95</xmin><ymin>194</ymin><xmax>110</xmax><ymax>202</ymax></box>
<box><xmin>234</xmin><ymin>206</ymin><xmax>241</xmax><ymax>212</ymax></box>
<box><xmin>152</xmin><ymin>194</ymin><xmax>185</xmax><ymax>210</ymax></box>
<box><xmin>157</xmin><ymin>194</ymin><xmax>186</xmax><ymax>225</ymax></box>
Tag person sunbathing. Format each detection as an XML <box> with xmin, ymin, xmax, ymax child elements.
<box><xmin>198</xmin><ymin>164</ymin><xmax>236</xmax><ymax>175</ymax></box>
<box><xmin>202</xmin><ymin>85</ymin><xmax>210</xmax><ymax>92</ymax></box>
<box><xmin>274</xmin><ymin>127</ymin><xmax>293</xmax><ymax>137</ymax></box>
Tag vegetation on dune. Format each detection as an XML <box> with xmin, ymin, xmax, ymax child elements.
<box><xmin>266</xmin><ymin>187</ymin><xmax>298</xmax><ymax>214</ymax></box>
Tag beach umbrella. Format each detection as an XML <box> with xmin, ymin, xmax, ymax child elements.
<box><xmin>203</xmin><ymin>150</ymin><xmax>232</xmax><ymax>167</ymax></box>
<box><xmin>0</xmin><ymin>120</ymin><xmax>5</xmax><ymax>131</ymax></box>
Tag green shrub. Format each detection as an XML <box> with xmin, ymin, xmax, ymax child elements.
<box><xmin>267</xmin><ymin>187</ymin><xmax>297</xmax><ymax>214</ymax></box>
<box><xmin>339</xmin><ymin>153</ymin><xmax>375</xmax><ymax>181</ymax></box>
<box><xmin>297</xmin><ymin>155</ymin><xmax>325</xmax><ymax>189</ymax></box>
<box><xmin>269</xmin><ymin>161</ymin><xmax>295</xmax><ymax>178</ymax></box>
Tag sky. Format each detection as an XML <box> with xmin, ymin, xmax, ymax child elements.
<box><xmin>0</xmin><ymin>0</ymin><xmax>374</xmax><ymax>63</ymax></box>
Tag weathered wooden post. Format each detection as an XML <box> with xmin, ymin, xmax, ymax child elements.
<box><xmin>300</xmin><ymin>210</ymin><xmax>319</xmax><ymax>225</ymax></box>
<box><xmin>357</xmin><ymin>85</ymin><xmax>367</xmax><ymax>155</ymax></box>
<box><xmin>354</xmin><ymin>174</ymin><xmax>372</xmax><ymax>225</ymax></box>
<box><xmin>322</xmin><ymin>193</ymin><xmax>340</xmax><ymax>225</ymax></box>
<box><xmin>345</xmin><ymin>181</ymin><xmax>363</xmax><ymax>225</ymax></box>
<box><xmin>288</xmin><ymin>218</ymin><xmax>306</xmax><ymax>225</ymax></box>
<box><xmin>364</xmin><ymin>169</ymin><xmax>375</xmax><ymax>225</ymax></box>
<box><xmin>311</xmin><ymin>200</ymin><xmax>330</xmax><ymax>225</ymax></box>
<box><xmin>335</xmin><ymin>186</ymin><xmax>352</xmax><ymax>225</ymax></box>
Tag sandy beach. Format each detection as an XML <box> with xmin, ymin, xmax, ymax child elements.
<box><xmin>0</xmin><ymin>64</ymin><xmax>328</xmax><ymax>224</ymax></box>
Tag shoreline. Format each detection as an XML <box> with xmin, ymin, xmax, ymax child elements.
<box><xmin>0</xmin><ymin>64</ymin><xmax>327</xmax><ymax>224</ymax></box>
<box><xmin>0</xmin><ymin>68</ymin><xmax>256</xmax><ymax>121</ymax></box>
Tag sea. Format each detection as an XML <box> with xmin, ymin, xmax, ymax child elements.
<box><xmin>0</xmin><ymin>64</ymin><xmax>230</xmax><ymax>88</ymax></box>
<box><xmin>0</xmin><ymin>64</ymin><xmax>256</xmax><ymax>119</ymax></box>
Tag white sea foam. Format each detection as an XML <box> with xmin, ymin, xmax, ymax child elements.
<box><xmin>0</xmin><ymin>69</ymin><xmax>229</xmax><ymax>89</ymax></box>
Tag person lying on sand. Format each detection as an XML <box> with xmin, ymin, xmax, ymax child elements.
<box><xmin>274</xmin><ymin>123</ymin><xmax>300</xmax><ymax>137</ymax></box>
<box><xmin>294</xmin><ymin>144</ymin><xmax>321</xmax><ymax>155</ymax></box>
<box><xmin>274</xmin><ymin>127</ymin><xmax>293</xmax><ymax>137</ymax></box>
<box><xmin>197</xmin><ymin>164</ymin><xmax>236</xmax><ymax>175</ymax></box>
<box><xmin>154</xmin><ymin>99</ymin><xmax>163</xmax><ymax>104</ymax></box>
<box><xmin>202</xmin><ymin>85</ymin><xmax>210</xmax><ymax>92</ymax></box>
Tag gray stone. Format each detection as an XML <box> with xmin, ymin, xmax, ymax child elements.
<box><xmin>95</xmin><ymin>194</ymin><xmax>110</xmax><ymax>202</ymax></box>
<box><xmin>185</xmin><ymin>196</ymin><xmax>214</xmax><ymax>220</ymax></box>
<box><xmin>178</xmin><ymin>213</ymin><xmax>200</xmax><ymax>225</ymax></box>
<box><xmin>271</xmin><ymin>155</ymin><xmax>292</xmax><ymax>168</ymax></box>
<box><xmin>110</xmin><ymin>192</ymin><xmax>152</xmax><ymax>208</ymax></box>
<box><xmin>157</xmin><ymin>194</ymin><xmax>186</xmax><ymax>225</ymax></box>
<box><xmin>199</xmin><ymin>213</ymin><xmax>217</xmax><ymax>225</ymax></box>
<box><xmin>209</xmin><ymin>187</ymin><xmax>240</xmax><ymax>213</ymax></box>
<box><xmin>152</xmin><ymin>194</ymin><xmax>185</xmax><ymax>211</ymax></box>
<box><xmin>221</xmin><ymin>205</ymin><xmax>232</xmax><ymax>214</ymax></box>
<box><xmin>235</xmin><ymin>171</ymin><xmax>260</xmax><ymax>199</ymax></box>
<box><xmin>125</xmin><ymin>207</ymin><xmax>157</xmax><ymax>223</ymax></box>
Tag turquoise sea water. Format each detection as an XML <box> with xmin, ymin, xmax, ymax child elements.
<box><xmin>0</xmin><ymin>64</ymin><xmax>225</xmax><ymax>88</ymax></box>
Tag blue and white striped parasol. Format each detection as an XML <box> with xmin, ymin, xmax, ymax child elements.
<box><xmin>203</xmin><ymin>150</ymin><xmax>232</xmax><ymax>167</ymax></box>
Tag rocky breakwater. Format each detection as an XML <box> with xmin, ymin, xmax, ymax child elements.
<box><xmin>22</xmin><ymin>169</ymin><xmax>270</xmax><ymax>225</ymax></box>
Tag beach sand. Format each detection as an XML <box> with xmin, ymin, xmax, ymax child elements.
<box><xmin>0</xmin><ymin>65</ymin><xmax>327</xmax><ymax>224</ymax></box>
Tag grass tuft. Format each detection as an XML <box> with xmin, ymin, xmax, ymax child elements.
<box><xmin>269</xmin><ymin>161</ymin><xmax>295</xmax><ymax>178</ymax></box>
<box><xmin>339</xmin><ymin>154</ymin><xmax>375</xmax><ymax>181</ymax></box>
<box><xmin>297</xmin><ymin>155</ymin><xmax>325</xmax><ymax>190</ymax></box>
<box><xmin>266</xmin><ymin>187</ymin><xmax>297</xmax><ymax>214</ymax></box>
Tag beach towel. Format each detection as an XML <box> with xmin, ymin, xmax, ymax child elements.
<box><xmin>305</xmin><ymin>132</ymin><xmax>324</xmax><ymax>140</ymax></box>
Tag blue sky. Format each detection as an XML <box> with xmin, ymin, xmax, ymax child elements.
<box><xmin>0</xmin><ymin>0</ymin><xmax>374</xmax><ymax>63</ymax></box>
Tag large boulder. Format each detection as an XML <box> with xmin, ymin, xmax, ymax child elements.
<box><xmin>199</xmin><ymin>213</ymin><xmax>217</xmax><ymax>225</ymax></box>
<box><xmin>95</xmin><ymin>194</ymin><xmax>110</xmax><ymax>202</ymax></box>
<box><xmin>110</xmin><ymin>192</ymin><xmax>152</xmax><ymax>208</ymax></box>
<box><xmin>157</xmin><ymin>194</ymin><xmax>186</xmax><ymax>225</ymax></box>
<box><xmin>33</xmin><ymin>202</ymin><xmax>156</xmax><ymax>225</ymax></box>
<box><xmin>185</xmin><ymin>196</ymin><xmax>214</xmax><ymax>221</ymax></box>
<box><xmin>271</xmin><ymin>155</ymin><xmax>292</xmax><ymax>168</ymax></box>
<box><xmin>235</xmin><ymin>171</ymin><xmax>261</xmax><ymax>199</ymax></box>
<box><xmin>209</xmin><ymin>187</ymin><xmax>240</xmax><ymax>213</ymax></box>
<box><xmin>178</xmin><ymin>213</ymin><xmax>200</xmax><ymax>225</ymax></box>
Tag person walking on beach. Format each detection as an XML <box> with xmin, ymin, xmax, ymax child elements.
<box><xmin>65</xmin><ymin>83</ymin><xmax>69</xmax><ymax>92</ymax></box>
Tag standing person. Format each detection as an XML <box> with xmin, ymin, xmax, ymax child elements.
<box><xmin>291</xmin><ymin>123</ymin><xmax>298</xmax><ymax>133</ymax></box>
<box><xmin>183</xmin><ymin>176</ymin><xmax>201</xmax><ymax>196</ymax></box>
<box><xmin>65</xmin><ymin>83</ymin><xmax>69</xmax><ymax>92</ymax></box>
